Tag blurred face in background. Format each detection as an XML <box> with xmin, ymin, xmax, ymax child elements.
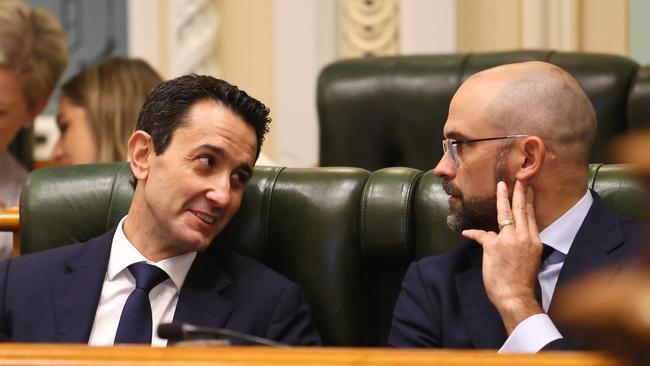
<box><xmin>0</xmin><ymin>67</ymin><xmax>38</xmax><ymax>151</ymax></box>
<box><xmin>51</xmin><ymin>95</ymin><xmax>97</xmax><ymax>165</ymax></box>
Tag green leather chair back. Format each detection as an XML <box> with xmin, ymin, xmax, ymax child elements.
<box><xmin>318</xmin><ymin>50</ymin><xmax>648</xmax><ymax>170</ymax></box>
<box><xmin>629</xmin><ymin>65</ymin><xmax>650</xmax><ymax>129</ymax></box>
<box><xmin>19</xmin><ymin>163</ymin><xmax>645</xmax><ymax>346</ymax></box>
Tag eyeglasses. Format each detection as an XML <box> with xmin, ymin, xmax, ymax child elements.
<box><xmin>442</xmin><ymin>134</ymin><xmax>528</xmax><ymax>167</ymax></box>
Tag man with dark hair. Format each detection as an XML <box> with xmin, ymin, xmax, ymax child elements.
<box><xmin>0</xmin><ymin>74</ymin><xmax>321</xmax><ymax>346</ymax></box>
<box><xmin>388</xmin><ymin>61</ymin><xmax>642</xmax><ymax>351</ymax></box>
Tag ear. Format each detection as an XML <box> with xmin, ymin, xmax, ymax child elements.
<box><xmin>25</xmin><ymin>98</ymin><xmax>49</xmax><ymax>127</ymax></box>
<box><xmin>514</xmin><ymin>136</ymin><xmax>545</xmax><ymax>181</ymax></box>
<box><xmin>128</xmin><ymin>131</ymin><xmax>153</xmax><ymax>182</ymax></box>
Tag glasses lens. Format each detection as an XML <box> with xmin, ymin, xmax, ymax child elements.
<box><xmin>442</xmin><ymin>139</ymin><xmax>459</xmax><ymax>167</ymax></box>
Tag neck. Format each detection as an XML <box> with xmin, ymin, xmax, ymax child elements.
<box><xmin>533</xmin><ymin>185</ymin><xmax>587</xmax><ymax>231</ymax></box>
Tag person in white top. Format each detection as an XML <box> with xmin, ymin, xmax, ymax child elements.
<box><xmin>0</xmin><ymin>74</ymin><xmax>321</xmax><ymax>346</ymax></box>
<box><xmin>0</xmin><ymin>0</ymin><xmax>68</xmax><ymax>259</ymax></box>
<box><xmin>389</xmin><ymin>61</ymin><xmax>643</xmax><ymax>351</ymax></box>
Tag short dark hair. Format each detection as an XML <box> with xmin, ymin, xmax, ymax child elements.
<box><xmin>135</xmin><ymin>74</ymin><xmax>270</xmax><ymax>158</ymax></box>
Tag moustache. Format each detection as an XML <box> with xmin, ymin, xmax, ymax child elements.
<box><xmin>442</xmin><ymin>180</ymin><xmax>462</xmax><ymax>198</ymax></box>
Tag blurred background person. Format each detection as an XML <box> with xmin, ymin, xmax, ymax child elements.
<box><xmin>0</xmin><ymin>0</ymin><xmax>67</xmax><ymax>258</ymax></box>
<box><xmin>51</xmin><ymin>57</ymin><xmax>162</xmax><ymax>165</ymax></box>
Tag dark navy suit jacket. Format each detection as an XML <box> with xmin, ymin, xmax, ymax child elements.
<box><xmin>388</xmin><ymin>193</ymin><xmax>642</xmax><ymax>350</ymax></box>
<box><xmin>0</xmin><ymin>228</ymin><xmax>321</xmax><ymax>345</ymax></box>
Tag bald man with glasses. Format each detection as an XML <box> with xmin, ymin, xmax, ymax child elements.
<box><xmin>388</xmin><ymin>61</ymin><xmax>643</xmax><ymax>352</ymax></box>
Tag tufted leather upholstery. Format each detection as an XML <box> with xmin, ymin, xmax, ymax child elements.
<box><xmin>318</xmin><ymin>51</ymin><xmax>650</xmax><ymax>170</ymax></box>
<box><xmin>19</xmin><ymin>163</ymin><xmax>644</xmax><ymax>346</ymax></box>
<box><xmin>628</xmin><ymin>65</ymin><xmax>650</xmax><ymax>130</ymax></box>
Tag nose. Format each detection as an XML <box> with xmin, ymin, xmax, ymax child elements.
<box><xmin>205</xmin><ymin>173</ymin><xmax>232</xmax><ymax>209</ymax></box>
<box><xmin>433</xmin><ymin>153</ymin><xmax>456</xmax><ymax>179</ymax></box>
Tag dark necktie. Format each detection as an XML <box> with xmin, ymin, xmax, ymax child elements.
<box><xmin>541</xmin><ymin>244</ymin><xmax>555</xmax><ymax>264</ymax></box>
<box><xmin>114</xmin><ymin>262</ymin><xmax>168</xmax><ymax>344</ymax></box>
<box><xmin>535</xmin><ymin>244</ymin><xmax>557</xmax><ymax>306</ymax></box>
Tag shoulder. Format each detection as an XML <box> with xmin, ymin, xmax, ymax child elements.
<box><xmin>0</xmin><ymin>242</ymin><xmax>81</xmax><ymax>294</ymax></box>
<box><xmin>397</xmin><ymin>240</ymin><xmax>479</xmax><ymax>298</ymax></box>
<box><xmin>618</xmin><ymin>214</ymin><xmax>644</xmax><ymax>236</ymax></box>
<box><xmin>1</xmin><ymin>230</ymin><xmax>113</xmax><ymax>281</ymax></box>
<box><xmin>204</xmin><ymin>247</ymin><xmax>297</xmax><ymax>294</ymax></box>
<box><xmin>409</xmin><ymin>240</ymin><xmax>478</xmax><ymax>279</ymax></box>
<box><xmin>4</xmin><ymin>242</ymin><xmax>82</xmax><ymax>270</ymax></box>
<box><xmin>587</xmin><ymin>192</ymin><xmax>644</xmax><ymax>247</ymax></box>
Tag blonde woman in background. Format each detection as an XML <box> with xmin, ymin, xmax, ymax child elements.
<box><xmin>0</xmin><ymin>0</ymin><xmax>68</xmax><ymax>259</ymax></box>
<box><xmin>52</xmin><ymin>57</ymin><xmax>163</xmax><ymax>164</ymax></box>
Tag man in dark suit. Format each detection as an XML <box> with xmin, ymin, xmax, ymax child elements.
<box><xmin>388</xmin><ymin>61</ymin><xmax>642</xmax><ymax>352</ymax></box>
<box><xmin>0</xmin><ymin>74</ymin><xmax>321</xmax><ymax>346</ymax></box>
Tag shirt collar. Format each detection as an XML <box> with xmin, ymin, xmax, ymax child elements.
<box><xmin>108</xmin><ymin>216</ymin><xmax>197</xmax><ymax>291</ymax></box>
<box><xmin>539</xmin><ymin>190</ymin><xmax>593</xmax><ymax>256</ymax></box>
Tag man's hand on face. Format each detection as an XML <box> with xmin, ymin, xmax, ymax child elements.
<box><xmin>462</xmin><ymin>180</ymin><xmax>544</xmax><ymax>334</ymax></box>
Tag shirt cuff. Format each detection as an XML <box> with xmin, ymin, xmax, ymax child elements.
<box><xmin>498</xmin><ymin>313</ymin><xmax>562</xmax><ymax>353</ymax></box>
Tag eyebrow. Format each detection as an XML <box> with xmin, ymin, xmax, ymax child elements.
<box><xmin>200</xmin><ymin>144</ymin><xmax>226</xmax><ymax>157</ymax></box>
<box><xmin>198</xmin><ymin>144</ymin><xmax>254</xmax><ymax>174</ymax></box>
<box><xmin>444</xmin><ymin>130</ymin><xmax>470</xmax><ymax>140</ymax></box>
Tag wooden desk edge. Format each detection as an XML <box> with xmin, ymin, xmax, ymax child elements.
<box><xmin>0</xmin><ymin>344</ymin><xmax>623</xmax><ymax>366</ymax></box>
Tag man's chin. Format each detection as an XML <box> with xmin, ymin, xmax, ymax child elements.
<box><xmin>446</xmin><ymin>214</ymin><xmax>464</xmax><ymax>234</ymax></box>
<box><xmin>446</xmin><ymin>212</ymin><xmax>498</xmax><ymax>233</ymax></box>
<box><xmin>174</xmin><ymin>231</ymin><xmax>217</xmax><ymax>254</ymax></box>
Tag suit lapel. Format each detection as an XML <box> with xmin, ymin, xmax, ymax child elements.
<box><xmin>548</xmin><ymin>195</ymin><xmax>626</xmax><ymax>316</ymax></box>
<box><xmin>173</xmin><ymin>250</ymin><xmax>234</xmax><ymax>329</ymax></box>
<box><xmin>51</xmin><ymin>229</ymin><xmax>114</xmax><ymax>342</ymax></box>
<box><xmin>455</xmin><ymin>244</ymin><xmax>507</xmax><ymax>348</ymax></box>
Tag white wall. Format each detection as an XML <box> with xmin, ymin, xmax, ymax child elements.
<box><xmin>400</xmin><ymin>0</ymin><xmax>456</xmax><ymax>54</ymax></box>
<box><xmin>273</xmin><ymin>0</ymin><xmax>337</xmax><ymax>166</ymax></box>
<box><xmin>128</xmin><ymin>0</ymin><xmax>166</xmax><ymax>76</ymax></box>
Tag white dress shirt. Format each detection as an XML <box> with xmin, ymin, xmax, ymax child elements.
<box><xmin>88</xmin><ymin>216</ymin><xmax>196</xmax><ymax>347</ymax></box>
<box><xmin>500</xmin><ymin>190</ymin><xmax>593</xmax><ymax>353</ymax></box>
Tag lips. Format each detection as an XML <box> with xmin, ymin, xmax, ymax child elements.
<box><xmin>190</xmin><ymin>210</ymin><xmax>216</xmax><ymax>225</ymax></box>
<box><xmin>442</xmin><ymin>180</ymin><xmax>462</xmax><ymax>198</ymax></box>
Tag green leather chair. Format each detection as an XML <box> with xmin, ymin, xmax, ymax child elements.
<box><xmin>18</xmin><ymin>163</ymin><xmax>645</xmax><ymax>346</ymax></box>
<box><xmin>318</xmin><ymin>50</ymin><xmax>650</xmax><ymax>170</ymax></box>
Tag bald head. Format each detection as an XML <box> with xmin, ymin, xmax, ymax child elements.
<box><xmin>461</xmin><ymin>61</ymin><xmax>596</xmax><ymax>166</ymax></box>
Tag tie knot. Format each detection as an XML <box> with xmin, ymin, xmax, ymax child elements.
<box><xmin>541</xmin><ymin>244</ymin><xmax>555</xmax><ymax>263</ymax></box>
<box><xmin>128</xmin><ymin>262</ymin><xmax>168</xmax><ymax>292</ymax></box>
<box><xmin>541</xmin><ymin>243</ymin><xmax>566</xmax><ymax>266</ymax></box>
